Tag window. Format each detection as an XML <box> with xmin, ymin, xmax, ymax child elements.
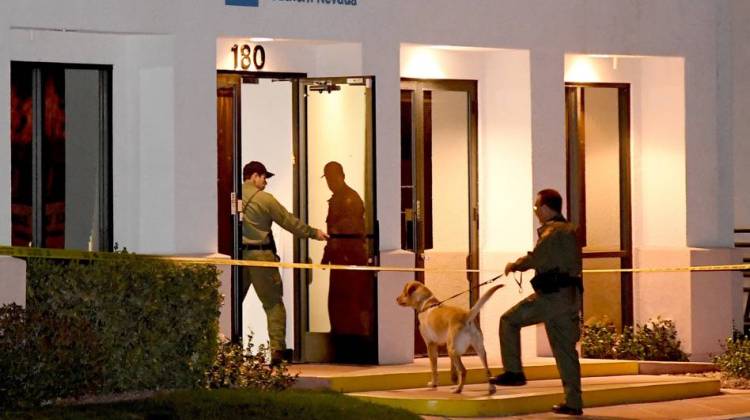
<box><xmin>10</xmin><ymin>62</ymin><xmax>112</xmax><ymax>251</ymax></box>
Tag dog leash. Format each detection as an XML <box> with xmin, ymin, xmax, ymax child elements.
<box><xmin>418</xmin><ymin>273</ymin><xmax>505</xmax><ymax>313</ymax></box>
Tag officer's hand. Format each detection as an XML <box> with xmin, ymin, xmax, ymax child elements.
<box><xmin>313</xmin><ymin>229</ymin><xmax>329</xmax><ymax>241</ymax></box>
<box><xmin>504</xmin><ymin>262</ymin><xmax>516</xmax><ymax>276</ymax></box>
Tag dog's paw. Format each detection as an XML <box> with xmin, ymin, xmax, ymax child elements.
<box><xmin>452</xmin><ymin>386</ymin><xmax>464</xmax><ymax>394</ymax></box>
<box><xmin>427</xmin><ymin>381</ymin><xmax>438</xmax><ymax>388</ymax></box>
<box><xmin>488</xmin><ymin>384</ymin><xmax>497</xmax><ymax>395</ymax></box>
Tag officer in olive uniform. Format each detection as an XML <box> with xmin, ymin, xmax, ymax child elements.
<box><xmin>491</xmin><ymin>189</ymin><xmax>584</xmax><ymax>416</ymax></box>
<box><xmin>241</xmin><ymin>161</ymin><xmax>328</xmax><ymax>365</ymax></box>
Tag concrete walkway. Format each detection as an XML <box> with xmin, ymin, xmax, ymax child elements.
<box><xmin>423</xmin><ymin>389</ymin><xmax>750</xmax><ymax>419</ymax></box>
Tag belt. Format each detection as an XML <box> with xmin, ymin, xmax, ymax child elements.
<box><xmin>241</xmin><ymin>243</ymin><xmax>273</xmax><ymax>251</ymax></box>
<box><xmin>531</xmin><ymin>272</ymin><xmax>583</xmax><ymax>294</ymax></box>
<box><xmin>328</xmin><ymin>233</ymin><xmax>366</xmax><ymax>239</ymax></box>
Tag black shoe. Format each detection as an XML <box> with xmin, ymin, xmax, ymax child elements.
<box><xmin>270</xmin><ymin>349</ymin><xmax>293</xmax><ymax>367</ymax></box>
<box><xmin>489</xmin><ymin>371</ymin><xmax>527</xmax><ymax>386</ymax></box>
<box><xmin>552</xmin><ymin>403</ymin><xmax>583</xmax><ymax>416</ymax></box>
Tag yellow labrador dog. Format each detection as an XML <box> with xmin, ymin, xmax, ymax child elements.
<box><xmin>396</xmin><ymin>281</ymin><xmax>503</xmax><ymax>394</ymax></box>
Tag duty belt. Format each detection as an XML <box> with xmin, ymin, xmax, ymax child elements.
<box><xmin>241</xmin><ymin>243</ymin><xmax>273</xmax><ymax>251</ymax></box>
<box><xmin>530</xmin><ymin>271</ymin><xmax>583</xmax><ymax>294</ymax></box>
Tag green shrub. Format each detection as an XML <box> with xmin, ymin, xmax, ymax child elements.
<box><xmin>0</xmin><ymin>304</ymin><xmax>105</xmax><ymax>408</ymax></box>
<box><xmin>204</xmin><ymin>334</ymin><xmax>297</xmax><ymax>391</ymax></box>
<box><xmin>581</xmin><ymin>316</ymin><xmax>689</xmax><ymax>361</ymax></box>
<box><xmin>713</xmin><ymin>334</ymin><xmax>750</xmax><ymax>380</ymax></box>
<box><xmin>1</xmin><ymin>253</ymin><xmax>222</xmax><ymax>408</ymax></box>
<box><xmin>618</xmin><ymin>317</ymin><xmax>689</xmax><ymax>361</ymax></box>
<box><xmin>581</xmin><ymin>318</ymin><xmax>618</xmax><ymax>359</ymax></box>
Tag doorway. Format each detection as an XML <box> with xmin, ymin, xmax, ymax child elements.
<box><xmin>565</xmin><ymin>83</ymin><xmax>633</xmax><ymax>330</ymax></box>
<box><xmin>216</xmin><ymin>72</ymin><xmax>378</xmax><ymax>364</ymax></box>
<box><xmin>400</xmin><ymin>79</ymin><xmax>479</xmax><ymax>356</ymax></box>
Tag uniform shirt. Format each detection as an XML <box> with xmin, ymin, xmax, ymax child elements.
<box><xmin>242</xmin><ymin>182</ymin><xmax>317</xmax><ymax>245</ymax></box>
<box><xmin>513</xmin><ymin>215</ymin><xmax>582</xmax><ymax>276</ymax></box>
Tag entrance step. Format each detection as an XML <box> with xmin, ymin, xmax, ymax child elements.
<box><xmin>293</xmin><ymin>358</ymin><xmax>638</xmax><ymax>393</ymax></box>
<box><xmin>348</xmin><ymin>374</ymin><xmax>721</xmax><ymax>417</ymax></box>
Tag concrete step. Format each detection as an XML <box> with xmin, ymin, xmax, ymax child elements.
<box><xmin>294</xmin><ymin>358</ymin><xmax>639</xmax><ymax>393</ymax></box>
<box><xmin>292</xmin><ymin>357</ymin><xmax>716</xmax><ymax>393</ymax></box>
<box><xmin>348</xmin><ymin>374</ymin><xmax>721</xmax><ymax>417</ymax></box>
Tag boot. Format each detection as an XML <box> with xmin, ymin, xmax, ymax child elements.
<box><xmin>489</xmin><ymin>371</ymin><xmax>527</xmax><ymax>386</ymax></box>
<box><xmin>270</xmin><ymin>348</ymin><xmax>293</xmax><ymax>367</ymax></box>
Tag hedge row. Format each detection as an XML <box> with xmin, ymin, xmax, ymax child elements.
<box><xmin>0</xmin><ymin>254</ymin><xmax>222</xmax><ymax>408</ymax></box>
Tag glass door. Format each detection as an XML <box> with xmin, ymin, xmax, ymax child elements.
<box><xmin>400</xmin><ymin>79</ymin><xmax>479</xmax><ymax>357</ymax></box>
<box><xmin>298</xmin><ymin>76</ymin><xmax>378</xmax><ymax>363</ymax></box>
<box><xmin>566</xmin><ymin>83</ymin><xmax>633</xmax><ymax>330</ymax></box>
<box><xmin>217</xmin><ymin>71</ymin><xmax>302</xmax><ymax>354</ymax></box>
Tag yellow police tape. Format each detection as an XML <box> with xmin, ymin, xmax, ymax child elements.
<box><xmin>1</xmin><ymin>245</ymin><xmax>749</xmax><ymax>275</ymax></box>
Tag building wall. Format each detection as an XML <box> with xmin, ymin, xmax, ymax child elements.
<box><xmin>1</xmin><ymin>0</ymin><xmax>730</xmax><ymax>252</ymax></box>
<box><xmin>1</xmin><ymin>0</ymin><xmax>746</xmax><ymax>361</ymax></box>
<box><xmin>730</xmin><ymin>0</ymin><xmax>750</xmax><ymax>334</ymax></box>
<box><xmin>732</xmin><ymin>0</ymin><xmax>750</xmax><ymax>230</ymax></box>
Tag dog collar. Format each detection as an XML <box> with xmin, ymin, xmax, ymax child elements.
<box><xmin>418</xmin><ymin>298</ymin><xmax>441</xmax><ymax>314</ymax></box>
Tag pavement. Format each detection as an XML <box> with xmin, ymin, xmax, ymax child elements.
<box><xmin>423</xmin><ymin>388</ymin><xmax>750</xmax><ymax>419</ymax></box>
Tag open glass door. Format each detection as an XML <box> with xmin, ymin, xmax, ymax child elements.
<box><xmin>218</xmin><ymin>72</ymin><xmax>302</xmax><ymax>356</ymax></box>
<box><xmin>298</xmin><ymin>76</ymin><xmax>378</xmax><ymax>363</ymax></box>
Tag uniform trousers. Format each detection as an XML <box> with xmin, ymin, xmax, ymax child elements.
<box><xmin>500</xmin><ymin>285</ymin><xmax>583</xmax><ymax>409</ymax></box>
<box><xmin>241</xmin><ymin>249</ymin><xmax>286</xmax><ymax>351</ymax></box>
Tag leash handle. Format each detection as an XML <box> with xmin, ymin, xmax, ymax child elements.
<box><xmin>513</xmin><ymin>271</ymin><xmax>523</xmax><ymax>294</ymax></box>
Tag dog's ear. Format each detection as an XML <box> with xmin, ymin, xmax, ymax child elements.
<box><xmin>406</xmin><ymin>282</ymin><xmax>419</xmax><ymax>296</ymax></box>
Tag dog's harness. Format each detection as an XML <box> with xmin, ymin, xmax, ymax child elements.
<box><xmin>417</xmin><ymin>273</ymin><xmax>506</xmax><ymax>314</ymax></box>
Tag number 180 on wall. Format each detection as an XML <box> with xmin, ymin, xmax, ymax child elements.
<box><xmin>230</xmin><ymin>44</ymin><xmax>266</xmax><ymax>70</ymax></box>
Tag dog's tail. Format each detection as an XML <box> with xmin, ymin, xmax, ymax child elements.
<box><xmin>466</xmin><ymin>284</ymin><xmax>504</xmax><ymax>324</ymax></box>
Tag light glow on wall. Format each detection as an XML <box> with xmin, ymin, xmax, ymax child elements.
<box><xmin>401</xmin><ymin>47</ymin><xmax>445</xmax><ymax>79</ymax></box>
<box><xmin>564</xmin><ymin>55</ymin><xmax>600</xmax><ymax>82</ymax></box>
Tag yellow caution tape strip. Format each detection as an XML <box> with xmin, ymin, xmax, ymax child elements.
<box><xmin>1</xmin><ymin>245</ymin><xmax>748</xmax><ymax>275</ymax></box>
<box><xmin>0</xmin><ymin>245</ymin><xmax>474</xmax><ymax>274</ymax></box>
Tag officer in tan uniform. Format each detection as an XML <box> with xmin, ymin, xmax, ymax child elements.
<box><xmin>491</xmin><ymin>189</ymin><xmax>584</xmax><ymax>416</ymax></box>
<box><xmin>241</xmin><ymin>161</ymin><xmax>328</xmax><ymax>365</ymax></box>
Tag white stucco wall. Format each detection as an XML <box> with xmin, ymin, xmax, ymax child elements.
<box><xmin>732</xmin><ymin>0</ymin><xmax>750</xmax><ymax>230</ymax></box>
<box><xmin>2</xmin><ymin>0</ymin><xmax>733</xmax><ymax>254</ymax></box>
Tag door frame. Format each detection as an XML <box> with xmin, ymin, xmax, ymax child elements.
<box><xmin>565</xmin><ymin>81</ymin><xmax>633</xmax><ymax>328</ymax></box>
<box><xmin>400</xmin><ymin>78</ymin><xmax>479</xmax><ymax>355</ymax></box>
<box><xmin>217</xmin><ymin>71</ymin><xmax>379</xmax><ymax>363</ymax></box>
<box><xmin>216</xmin><ymin>70</ymin><xmax>306</xmax><ymax>348</ymax></box>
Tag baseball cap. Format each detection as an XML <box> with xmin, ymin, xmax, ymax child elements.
<box><xmin>243</xmin><ymin>161</ymin><xmax>275</xmax><ymax>179</ymax></box>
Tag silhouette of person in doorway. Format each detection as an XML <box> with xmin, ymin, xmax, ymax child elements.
<box><xmin>321</xmin><ymin>161</ymin><xmax>374</xmax><ymax>355</ymax></box>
